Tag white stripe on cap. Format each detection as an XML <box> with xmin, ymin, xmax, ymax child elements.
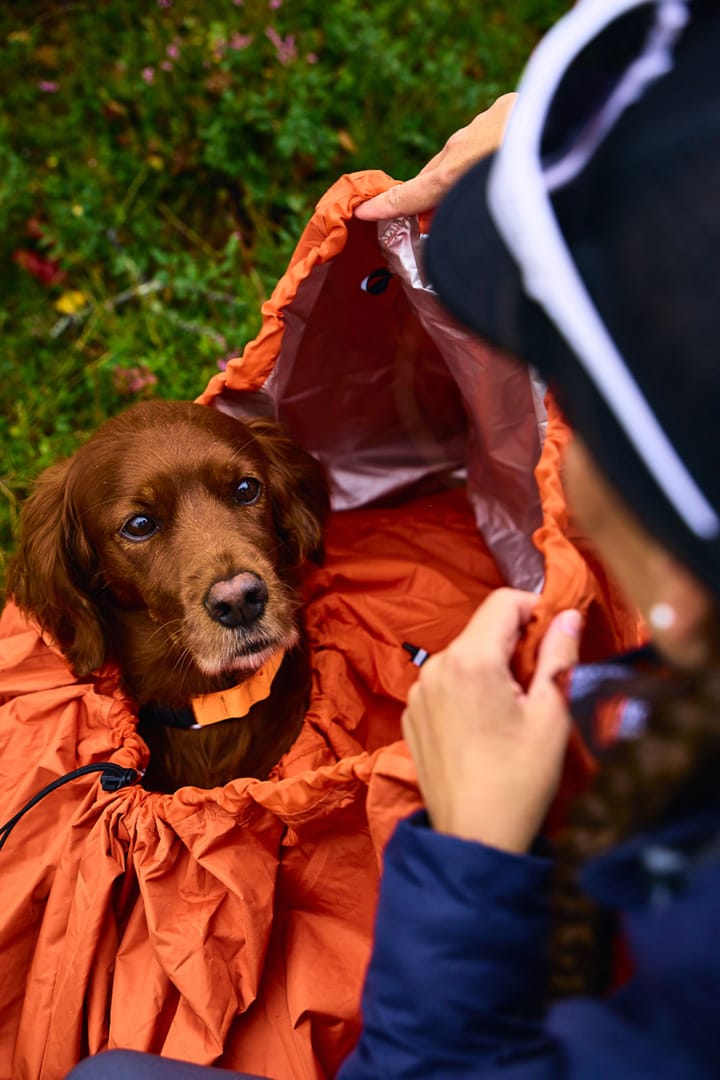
<box><xmin>488</xmin><ymin>0</ymin><xmax>719</xmax><ymax>539</ymax></box>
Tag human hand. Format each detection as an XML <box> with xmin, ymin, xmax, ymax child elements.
<box><xmin>402</xmin><ymin>588</ymin><xmax>582</xmax><ymax>854</ymax></box>
<box><xmin>354</xmin><ymin>93</ymin><xmax>518</xmax><ymax>222</ymax></box>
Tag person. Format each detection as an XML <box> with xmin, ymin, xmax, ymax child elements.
<box><xmin>338</xmin><ymin>0</ymin><xmax>720</xmax><ymax>1076</ymax></box>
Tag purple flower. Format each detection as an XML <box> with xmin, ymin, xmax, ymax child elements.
<box><xmin>161</xmin><ymin>60</ymin><xmax>173</xmax><ymax>71</ymax></box>
<box><xmin>269</xmin><ymin>0</ymin><xmax>282</xmax><ymax>8</ymax></box>
<box><xmin>230</xmin><ymin>32</ymin><xmax>253</xmax><ymax>50</ymax></box>
<box><xmin>157</xmin><ymin>0</ymin><xmax>172</xmax><ymax>7</ymax></box>
<box><xmin>112</xmin><ymin>365</ymin><xmax>158</xmax><ymax>396</ymax></box>
<box><xmin>38</xmin><ymin>80</ymin><xmax>59</xmax><ymax>92</ymax></box>
<box><xmin>306</xmin><ymin>53</ymin><xmax>318</xmax><ymax>64</ymax></box>
<box><xmin>279</xmin><ymin>34</ymin><xmax>297</xmax><ymax>65</ymax></box>
<box><xmin>265</xmin><ymin>26</ymin><xmax>296</xmax><ymax>65</ymax></box>
<box><xmin>166</xmin><ymin>43</ymin><xmax>180</xmax><ymax>59</ymax></box>
<box><xmin>142</xmin><ymin>67</ymin><xmax>155</xmax><ymax>83</ymax></box>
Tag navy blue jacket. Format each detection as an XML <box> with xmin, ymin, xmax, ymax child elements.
<box><xmin>338</xmin><ymin>808</ymin><xmax>720</xmax><ymax>1078</ymax></box>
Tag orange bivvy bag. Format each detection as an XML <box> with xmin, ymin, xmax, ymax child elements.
<box><xmin>0</xmin><ymin>171</ymin><xmax>642</xmax><ymax>1080</ymax></box>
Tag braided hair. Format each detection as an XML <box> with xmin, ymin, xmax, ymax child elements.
<box><xmin>549</xmin><ymin>649</ymin><xmax>720</xmax><ymax>997</ymax></box>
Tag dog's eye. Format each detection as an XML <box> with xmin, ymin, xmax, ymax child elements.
<box><xmin>234</xmin><ymin>477</ymin><xmax>261</xmax><ymax>505</ymax></box>
<box><xmin>120</xmin><ymin>514</ymin><xmax>159</xmax><ymax>541</ymax></box>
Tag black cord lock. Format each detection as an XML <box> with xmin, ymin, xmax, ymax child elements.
<box><xmin>0</xmin><ymin>762</ymin><xmax>139</xmax><ymax>852</ymax></box>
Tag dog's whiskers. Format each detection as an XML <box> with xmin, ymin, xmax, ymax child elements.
<box><xmin>142</xmin><ymin>617</ymin><xmax>184</xmax><ymax>651</ymax></box>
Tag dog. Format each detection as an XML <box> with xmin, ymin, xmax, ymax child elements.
<box><xmin>6</xmin><ymin>400</ymin><xmax>329</xmax><ymax>792</ymax></box>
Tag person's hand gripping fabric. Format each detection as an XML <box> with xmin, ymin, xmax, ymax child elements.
<box><xmin>355</xmin><ymin>93</ymin><xmax>518</xmax><ymax>222</ymax></box>
<box><xmin>402</xmin><ymin>588</ymin><xmax>582</xmax><ymax>854</ymax></box>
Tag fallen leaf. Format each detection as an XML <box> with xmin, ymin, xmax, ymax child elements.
<box><xmin>337</xmin><ymin>129</ymin><xmax>357</xmax><ymax>153</ymax></box>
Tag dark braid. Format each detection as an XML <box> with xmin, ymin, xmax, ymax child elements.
<box><xmin>548</xmin><ymin>656</ymin><xmax>720</xmax><ymax>998</ymax></box>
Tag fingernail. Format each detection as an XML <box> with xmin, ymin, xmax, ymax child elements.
<box><xmin>558</xmin><ymin>609</ymin><xmax>582</xmax><ymax>638</ymax></box>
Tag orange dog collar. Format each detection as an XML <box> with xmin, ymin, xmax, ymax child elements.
<box><xmin>190</xmin><ymin>649</ymin><xmax>286</xmax><ymax>728</ymax></box>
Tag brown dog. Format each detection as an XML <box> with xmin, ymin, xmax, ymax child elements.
<box><xmin>6</xmin><ymin>400</ymin><xmax>329</xmax><ymax>791</ymax></box>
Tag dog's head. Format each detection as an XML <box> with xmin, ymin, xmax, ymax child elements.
<box><xmin>7</xmin><ymin>401</ymin><xmax>329</xmax><ymax>703</ymax></box>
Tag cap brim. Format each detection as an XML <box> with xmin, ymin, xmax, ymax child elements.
<box><xmin>424</xmin><ymin>153</ymin><xmax>599</xmax><ymax>418</ymax></box>
<box><xmin>424</xmin><ymin>154</ymin><xmax>526</xmax><ymax>358</ymax></box>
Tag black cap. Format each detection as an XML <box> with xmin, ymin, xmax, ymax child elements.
<box><xmin>425</xmin><ymin>5</ymin><xmax>720</xmax><ymax>597</ymax></box>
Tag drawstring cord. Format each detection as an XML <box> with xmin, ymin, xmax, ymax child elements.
<box><xmin>1</xmin><ymin>636</ymin><xmax>421</xmax><ymax>852</ymax></box>
<box><xmin>0</xmin><ymin>636</ymin><xmax>430</xmax><ymax>854</ymax></box>
<box><xmin>0</xmin><ymin>763</ymin><xmax>139</xmax><ymax>852</ymax></box>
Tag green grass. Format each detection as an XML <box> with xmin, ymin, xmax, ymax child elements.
<box><xmin>0</xmin><ymin>0</ymin><xmax>568</xmax><ymax>589</ymax></box>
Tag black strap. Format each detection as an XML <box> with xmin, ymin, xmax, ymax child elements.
<box><xmin>0</xmin><ymin>763</ymin><xmax>139</xmax><ymax>852</ymax></box>
<box><xmin>138</xmin><ymin>700</ymin><xmax>197</xmax><ymax>730</ymax></box>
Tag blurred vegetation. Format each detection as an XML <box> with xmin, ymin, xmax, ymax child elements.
<box><xmin>0</xmin><ymin>0</ymin><xmax>567</xmax><ymax>586</ymax></box>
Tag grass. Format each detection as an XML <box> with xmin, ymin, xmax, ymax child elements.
<box><xmin>0</xmin><ymin>0</ymin><xmax>568</xmax><ymax>590</ymax></box>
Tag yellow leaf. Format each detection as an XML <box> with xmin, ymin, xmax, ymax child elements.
<box><xmin>337</xmin><ymin>129</ymin><xmax>358</xmax><ymax>153</ymax></box>
<box><xmin>103</xmin><ymin>99</ymin><xmax>127</xmax><ymax>120</ymax></box>
<box><xmin>55</xmin><ymin>290</ymin><xmax>87</xmax><ymax>315</ymax></box>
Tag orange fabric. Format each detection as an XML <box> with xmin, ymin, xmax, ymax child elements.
<box><xmin>0</xmin><ymin>171</ymin><xmax>644</xmax><ymax>1080</ymax></box>
<box><xmin>197</xmin><ymin>171</ymin><xmax>399</xmax><ymax>404</ymax></box>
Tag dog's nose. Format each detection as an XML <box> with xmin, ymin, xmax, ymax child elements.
<box><xmin>204</xmin><ymin>572</ymin><xmax>268</xmax><ymax>628</ymax></box>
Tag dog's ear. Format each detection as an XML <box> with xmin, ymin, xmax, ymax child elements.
<box><xmin>246</xmin><ymin>418</ymin><xmax>330</xmax><ymax>567</ymax></box>
<box><xmin>6</xmin><ymin>458</ymin><xmax>107</xmax><ymax>675</ymax></box>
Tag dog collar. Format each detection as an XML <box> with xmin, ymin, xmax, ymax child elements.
<box><xmin>190</xmin><ymin>649</ymin><xmax>286</xmax><ymax>728</ymax></box>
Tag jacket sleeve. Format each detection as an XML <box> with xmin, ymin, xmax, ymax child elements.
<box><xmin>338</xmin><ymin>810</ymin><xmax>564</xmax><ymax>1078</ymax></box>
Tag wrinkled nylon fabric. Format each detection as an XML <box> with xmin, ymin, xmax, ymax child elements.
<box><xmin>0</xmin><ymin>172</ymin><xmax>642</xmax><ymax>1080</ymax></box>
